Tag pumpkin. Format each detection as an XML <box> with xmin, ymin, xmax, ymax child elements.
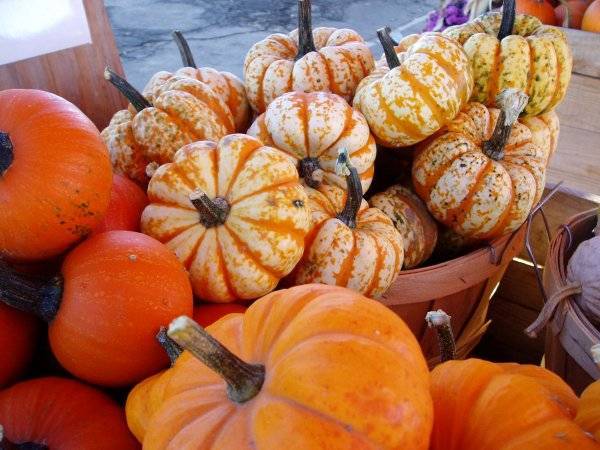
<box><xmin>374</xmin><ymin>31</ymin><xmax>420</xmax><ymax>68</ymax></box>
<box><xmin>555</xmin><ymin>0</ymin><xmax>589</xmax><ymax>27</ymax></box>
<box><xmin>243</xmin><ymin>0</ymin><xmax>374</xmax><ymax>113</ymax></box>
<box><xmin>247</xmin><ymin>91</ymin><xmax>376</xmax><ymax>192</ymax></box>
<box><xmin>193</xmin><ymin>303</ymin><xmax>248</xmax><ymax>328</ymax></box>
<box><xmin>370</xmin><ymin>185</ymin><xmax>438</xmax><ymax>269</ymax></box>
<box><xmin>353</xmin><ymin>27</ymin><xmax>473</xmax><ymax>148</ymax></box>
<box><xmin>412</xmin><ymin>89</ymin><xmax>548</xmax><ymax>240</ymax></box>
<box><xmin>91</xmin><ymin>173</ymin><xmax>148</xmax><ymax>235</ymax></box>
<box><xmin>444</xmin><ymin>0</ymin><xmax>573</xmax><ymax>116</ymax></box>
<box><xmin>0</xmin><ymin>231</ymin><xmax>193</xmax><ymax>386</ymax></box>
<box><xmin>128</xmin><ymin>284</ymin><xmax>433</xmax><ymax>449</ymax></box>
<box><xmin>520</xmin><ymin>109</ymin><xmax>560</xmax><ymax>160</ymax></box>
<box><xmin>101</xmin><ymin>68</ymin><xmax>234</xmax><ymax>185</ymax></box>
<box><xmin>517</xmin><ymin>0</ymin><xmax>559</xmax><ymax>23</ymax></box>
<box><xmin>582</xmin><ymin>0</ymin><xmax>600</xmax><ymax>32</ymax></box>
<box><xmin>0</xmin><ymin>377</ymin><xmax>138</xmax><ymax>450</ymax></box>
<box><xmin>289</xmin><ymin>149</ymin><xmax>403</xmax><ymax>297</ymax></box>
<box><xmin>141</xmin><ymin>134</ymin><xmax>311</xmax><ymax>303</ymax></box>
<box><xmin>576</xmin><ymin>380</ymin><xmax>600</xmax><ymax>441</ymax></box>
<box><xmin>0</xmin><ymin>89</ymin><xmax>112</xmax><ymax>261</ymax></box>
<box><xmin>141</xmin><ymin>31</ymin><xmax>251</xmax><ymax>132</ymax></box>
<box><xmin>0</xmin><ymin>304</ymin><xmax>38</xmax><ymax>387</ymax></box>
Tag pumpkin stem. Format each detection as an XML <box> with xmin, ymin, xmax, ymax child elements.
<box><xmin>156</xmin><ymin>327</ymin><xmax>183</xmax><ymax>365</ymax></box>
<box><xmin>497</xmin><ymin>0</ymin><xmax>516</xmax><ymax>40</ymax></box>
<box><xmin>295</xmin><ymin>0</ymin><xmax>317</xmax><ymax>60</ymax></box>
<box><xmin>168</xmin><ymin>315</ymin><xmax>265</xmax><ymax>404</ymax></box>
<box><xmin>377</xmin><ymin>27</ymin><xmax>401</xmax><ymax>69</ymax></box>
<box><xmin>0</xmin><ymin>261</ymin><xmax>62</xmax><ymax>322</ymax></box>
<box><xmin>104</xmin><ymin>67</ymin><xmax>152</xmax><ymax>113</ymax></box>
<box><xmin>189</xmin><ymin>189</ymin><xmax>230</xmax><ymax>228</ymax></box>
<box><xmin>299</xmin><ymin>157</ymin><xmax>324</xmax><ymax>188</ymax></box>
<box><xmin>336</xmin><ymin>148</ymin><xmax>363</xmax><ymax>229</ymax></box>
<box><xmin>482</xmin><ymin>89</ymin><xmax>528</xmax><ymax>161</ymax></box>
<box><xmin>172</xmin><ymin>30</ymin><xmax>197</xmax><ymax>68</ymax></box>
<box><xmin>0</xmin><ymin>132</ymin><xmax>14</xmax><ymax>176</ymax></box>
<box><xmin>426</xmin><ymin>309</ymin><xmax>456</xmax><ymax>362</ymax></box>
<box><xmin>384</xmin><ymin>26</ymin><xmax>399</xmax><ymax>46</ymax></box>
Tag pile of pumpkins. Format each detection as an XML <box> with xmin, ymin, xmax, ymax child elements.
<box><xmin>516</xmin><ymin>0</ymin><xmax>600</xmax><ymax>31</ymax></box>
<box><xmin>0</xmin><ymin>0</ymin><xmax>599</xmax><ymax>448</ymax></box>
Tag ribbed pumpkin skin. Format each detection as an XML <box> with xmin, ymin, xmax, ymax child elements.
<box><xmin>576</xmin><ymin>380</ymin><xmax>600</xmax><ymax>441</ymax></box>
<box><xmin>141</xmin><ymin>134</ymin><xmax>311</xmax><ymax>303</ymax></box>
<box><xmin>131</xmin><ymin>284</ymin><xmax>433</xmax><ymax>449</ymax></box>
<box><xmin>243</xmin><ymin>27</ymin><xmax>374</xmax><ymax>113</ymax></box>
<box><xmin>0</xmin><ymin>377</ymin><xmax>139</xmax><ymax>450</ymax></box>
<box><xmin>353</xmin><ymin>33</ymin><xmax>473</xmax><ymax>148</ymax></box>
<box><xmin>430</xmin><ymin>359</ymin><xmax>598</xmax><ymax>450</ymax></box>
<box><xmin>520</xmin><ymin>110</ymin><xmax>559</xmax><ymax>160</ymax></box>
<box><xmin>143</xmin><ymin>68</ymin><xmax>251</xmax><ymax>132</ymax></box>
<box><xmin>101</xmin><ymin>77</ymin><xmax>235</xmax><ymax>184</ymax></box>
<box><xmin>290</xmin><ymin>185</ymin><xmax>404</xmax><ymax>297</ymax></box>
<box><xmin>412</xmin><ymin>103</ymin><xmax>548</xmax><ymax>239</ymax></box>
<box><xmin>247</xmin><ymin>91</ymin><xmax>376</xmax><ymax>192</ymax></box>
<box><xmin>444</xmin><ymin>12</ymin><xmax>572</xmax><ymax>116</ymax></box>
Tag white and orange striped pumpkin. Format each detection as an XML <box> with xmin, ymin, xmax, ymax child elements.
<box><xmin>521</xmin><ymin>110</ymin><xmax>559</xmax><ymax>161</ymax></box>
<box><xmin>289</xmin><ymin>149</ymin><xmax>403</xmax><ymax>297</ymax></box>
<box><xmin>243</xmin><ymin>0</ymin><xmax>373</xmax><ymax>113</ymax></box>
<box><xmin>353</xmin><ymin>28</ymin><xmax>473</xmax><ymax>148</ymax></box>
<box><xmin>412</xmin><ymin>90</ymin><xmax>549</xmax><ymax>240</ymax></box>
<box><xmin>140</xmin><ymin>134</ymin><xmax>311</xmax><ymax>303</ymax></box>
<box><xmin>247</xmin><ymin>91</ymin><xmax>376</xmax><ymax>193</ymax></box>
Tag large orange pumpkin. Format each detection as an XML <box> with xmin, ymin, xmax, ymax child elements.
<box><xmin>353</xmin><ymin>28</ymin><xmax>473</xmax><ymax>148</ymax></box>
<box><xmin>243</xmin><ymin>0</ymin><xmax>374</xmax><ymax>113</ymax></box>
<box><xmin>0</xmin><ymin>89</ymin><xmax>112</xmax><ymax>261</ymax></box>
<box><xmin>0</xmin><ymin>377</ymin><xmax>139</xmax><ymax>450</ymax></box>
<box><xmin>576</xmin><ymin>380</ymin><xmax>600</xmax><ymax>441</ymax></box>
<box><xmin>582</xmin><ymin>0</ymin><xmax>600</xmax><ymax>32</ymax></box>
<box><xmin>247</xmin><ymin>91</ymin><xmax>376</xmax><ymax>192</ymax></box>
<box><xmin>141</xmin><ymin>134</ymin><xmax>311</xmax><ymax>303</ymax></box>
<box><xmin>0</xmin><ymin>304</ymin><xmax>38</xmax><ymax>387</ymax></box>
<box><xmin>517</xmin><ymin>0</ymin><xmax>559</xmax><ymax>24</ymax></box>
<box><xmin>412</xmin><ymin>90</ymin><xmax>548</xmax><ymax>239</ymax></box>
<box><xmin>127</xmin><ymin>284</ymin><xmax>433</xmax><ymax>449</ymax></box>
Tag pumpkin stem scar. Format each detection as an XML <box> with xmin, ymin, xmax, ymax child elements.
<box><xmin>377</xmin><ymin>27</ymin><xmax>401</xmax><ymax>69</ymax></box>
<box><xmin>0</xmin><ymin>261</ymin><xmax>62</xmax><ymax>323</ymax></box>
<box><xmin>299</xmin><ymin>157</ymin><xmax>323</xmax><ymax>188</ymax></box>
<box><xmin>336</xmin><ymin>148</ymin><xmax>362</xmax><ymax>229</ymax></box>
<box><xmin>172</xmin><ymin>30</ymin><xmax>197</xmax><ymax>69</ymax></box>
<box><xmin>168</xmin><ymin>316</ymin><xmax>265</xmax><ymax>404</ymax></box>
<box><xmin>483</xmin><ymin>88</ymin><xmax>528</xmax><ymax>161</ymax></box>
<box><xmin>103</xmin><ymin>67</ymin><xmax>152</xmax><ymax>113</ymax></box>
<box><xmin>0</xmin><ymin>132</ymin><xmax>14</xmax><ymax>176</ymax></box>
<box><xmin>498</xmin><ymin>0</ymin><xmax>516</xmax><ymax>40</ymax></box>
<box><xmin>156</xmin><ymin>327</ymin><xmax>183</xmax><ymax>365</ymax></box>
<box><xmin>425</xmin><ymin>309</ymin><xmax>456</xmax><ymax>362</ymax></box>
<box><xmin>295</xmin><ymin>0</ymin><xmax>317</xmax><ymax>60</ymax></box>
<box><xmin>189</xmin><ymin>189</ymin><xmax>230</xmax><ymax>228</ymax></box>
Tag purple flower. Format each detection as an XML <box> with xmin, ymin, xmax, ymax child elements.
<box><xmin>423</xmin><ymin>1</ymin><xmax>469</xmax><ymax>32</ymax></box>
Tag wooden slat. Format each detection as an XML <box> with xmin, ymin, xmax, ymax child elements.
<box><xmin>563</xmin><ymin>28</ymin><xmax>600</xmax><ymax>78</ymax></box>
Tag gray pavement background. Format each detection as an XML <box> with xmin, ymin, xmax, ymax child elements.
<box><xmin>105</xmin><ymin>0</ymin><xmax>437</xmax><ymax>89</ymax></box>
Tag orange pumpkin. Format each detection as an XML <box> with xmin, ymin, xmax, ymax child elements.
<box><xmin>289</xmin><ymin>149</ymin><xmax>404</xmax><ymax>297</ymax></box>
<box><xmin>582</xmin><ymin>0</ymin><xmax>600</xmax><ymax>32</ymax></box>
<box><xmin>0</xmin><ymin>89</ymin><xmax>112</xmax><ymax>261</ymax></box>
<box><xmin>141</xmin><ymin>134</ymin><xmax>311</xmax><ymax>303</ymax></box>
<box><xmin>576</xmin><ymin>380</ymin><xmax>600</xmax><ymax>441</ymax></box>
<box><xmin>0</xmin><ymin>377</ymin><xmax>139</xmax><ymax>450</ymax></box>
<box><xmin>517</xmin><ymin>0</ymin><xmax>559</xmax><ymax>23</ymax></box>
<box><xmin>193</xmin><ymin>303</ymin><xmax>248</xmax><ymax>328</ymax></box>
<box><xmin>243</xmin><ymin>0</ymin><xmax>374</xmax><ymax>113</ymax></box>
<box><xmin>353</xmin><ymin>28</ymin><xmax>473</xmax><ymax>148</ymax></box>
<box><xmin>127</xmin><ymin>284</ymin><xmax>433</xmax><ymax>449</ymax></box>
<box><xmin>0</xmin><ymin>231</ymin><xmax>193</xmax><ymax>386</ymax></box>
<box><xmin>0</xmin><ymin>304</ymin><xmax>38</xmax><ymax>387</ymax></box>
<box><xmin>247</xmin><ymin>91</ymin><xmax>376</xmax><ymax>192</ymax></box>
<box><xmin>412</xmin><ymin>90</ymin><xmax>548</xmax><ymax>240</ymax></box>
<box><xmin>101</xmin><ymin>69</ymin><xmax>234</xmax><ymax>185</ymax></box>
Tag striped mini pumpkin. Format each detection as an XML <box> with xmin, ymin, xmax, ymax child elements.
<box><xmin>520</xmin><ymin>110</ymin><xmax>560</xmax><ymax>161</ymax></box>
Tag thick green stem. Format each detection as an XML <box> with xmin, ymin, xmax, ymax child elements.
<box><xmin>104</xmin><ymin>67</ymin><xmax>152</xmax><ymax>112</ymax></box>
<box><xmin>498</xmin><ymin>0</ymin><xmax>516</xmax><ymax>40</ymax></box>
<box><xmin>295</xmin><ymin>0</ymin><xmax>317</xmax><ymax>60</ymax></box>
<box><xmin>189</xmin><ymin>189</ymin><xmax>230</xmax><ymax>228</ymax></box>
<box><xmin>156</xmin><ymin>327</ymin><xmax>183</xmax><ymax>365</ymax></box>
<box><xmin>377</xmin><ymin>27</ymin><xmax>401</xmax><ymax>69</ymax></box>
<box><xmin>482</xmin><ymin>89</ymin><xmax>528</xmax><ymax>161</ymax></box>
<box><xmin>0</xmin><ymin>132</ymin><xmax>14</xmax><ymax>175</ymax></box>
<box><xmin>172</xmin><ymin>30</ymin><xmax>197</xmax><ymax>68</ymax></box>
<box><xmin>0</xmin><ymin>262</ymin><xmax>62</xmax><ymax>322</ymax></box>
<box><xmin>168</xmin><ymin>316</ymin><xmax>265</xmax><ymax>403</ymax></box>
<box><xmin>426</xmin><ymin>310</ymin><xmax>456</xmax><ymax>362</ymax></box>
<box><xmin>335</xmin><ymin>148</ymin><xmax>362</xmax><ymax>229</ymax></box>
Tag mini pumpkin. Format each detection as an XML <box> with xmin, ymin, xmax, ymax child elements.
<box><xmin>517</xmin><ymin>0</ymin><xmax>558</xmax><ymax>24</ymax></box>
<box><xmin>243</xmin><ymin>0</ymin><xmax>374</xmax><ymax>113</ymax></box>
<box><xmin>412</xmin><ymin>89</ymin><xmax>548</xmax><ymax>240</ymax></box>
<box><xmin>354</xmin><ymin>27</ymin><xmax>473</xmax><ymax>148</ymax></box>
<box><xmin>582</xmin><ymin>0</ymin><xmax>600</xmax><ymax>32</ymax></box>
<box><xmin>289</xmin><ymin>149</ymin><xmax>403</xmax><ymax>297</ymax></box>
<box><xmin>444</xmin><ymin>0</ymin><xmax>572</xmax><ymax>116</ymax></box>
<box><xmin>128</xmin><ymin>284</ymin><xmax>433</xmax><ymax>449</ymax></box>
<box><xmin>101</xmin><ymin>69</ymin><xmax>234</xmax><ymax>185</ymax></box>
<box><xmin>141</xmin><ymin>134</ymin><xmax>311</xmax><ymax>303</ymax></box>
<box><xmin>247</xmin><ymin>91</ymin><xmax>376</xmax><ymax>192</ymax></box>
<box><xmin>520</xmin><ymin>110</ymin><xmax>559</xmax><ymax>161</ymax></box>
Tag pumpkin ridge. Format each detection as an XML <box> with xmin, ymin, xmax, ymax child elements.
<box><xmin>313</xmin><ymin>104</ymin><xmax>354</xmax><ymax>159</ymax></box>
<box><xmin>525</xmin><ymin>38</ymin><xmax>536</xmax><ymax>97</ymax></box>
<box><xmin>159</xmin><ymin>221</ymin><xmax>204</xmax><ymax>244</ymax></box>
<box><xmin>180</xmin><ymin>226</ymin><xmax>208</xmax><ymax>268</ymax></box>
<box><xmin>362</xmin><ymin>230</ymin><xmax>386</xmax><ymax>298</ymax></box>
<box><xmin>317</xmin><ymin>52</ymin><xmax>340</xmax><ymax>98</ymax></box>
<box><xmin>207</xmin><ymin>408</ymin><xmax>248</xmax><ymax>450</ymax></box>
<box><xmin>348</xmin><ymin>133</ymin><xmax>375</xmax><ymax>159</ymax></box>
<box><xmin>336</xmin><ymin>47</ymin><xmax>361</xmax><ymax>87</ymax></box>
<box><xmin>237</xmin><ymin>216</ymin><xmax>308</xmax><ymax>244</ymax></box>
<box><xmin>161</xmin><ymin>105</ymin><xmax>203</xmax><ymax>144</ymax></box>
<box><xmin>374</xmin><ymin>81</ymin><xmax>424</xmax><ymax>143</ymax></box>
<box><xmin>301</xmin><ymin>93</ymin><xmax>311</xmax><ymax>158</ymax></box>
<box><xmin>220</xmin><ymin>141</ymin><xmax>263</xmax><ymax>198</ymax></box>
<box><xmin>214</xmin><ymin>230</ymin><xmax>238</xmax><ymax>300</ymax></box>
<box><xmin>471</xmin><ymin>175</ymin><xmax>515</xmax><ymax>240</ymax></box>
<box><xmin>488</xmin><ymin>44</ymin><xmax>502</xmax><ymax>106</ymax></box>
<box><xmin>229</xmin><ymin>179</ymin><xmax>300</xmax><ymax>207</ymax></box>
<box><xmin>415</xmin><ymin>47</ymin><xmax>464</xmax><ymax>103</ymax></box>
<box><xmin>402</xmin><ymin>63</ymin><xmax>446</xmax><ymax>131</ymax></box>
<box><xmin>546</xmin><ymin>41</ymin><xmax>562</xmax><ymax>114</ymax></box>
<box><xmin>334</xmin><ymin>229</ymin><xmax>358</xmax><ymax>287</ymax></box>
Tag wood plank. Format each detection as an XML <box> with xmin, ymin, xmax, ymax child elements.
<box><xmin>563</xmin><ymin>28</ymin><xmax>600</xmax><ymax>78</ymax></box>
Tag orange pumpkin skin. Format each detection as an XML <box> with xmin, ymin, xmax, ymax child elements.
<box><xmin>582</xmin><ymin>0</ymin><xmax>600</xmax><ymax>32</ymax></box>
<box><xmin>193</xmin><ymin>303</ymin><xmax>248</xmax><ymax>328</ymax></box>
<box><xmin>92</xmin><ymin>174</ymin><xmax>148</xmax><ymax>235</ymax></box>
<box><xmin>0</xmin><ymin>304</ymin><xmax>38</xmax><ymax>387</ymax></box>
<box><xmin>0</xmin><ymin>89</ymin><xmax>112</xmax><ymax>261</ymax></box>
<box><xmin>0</xmin><ymin>377</ymin><xmax>139</xmax><ymax>450</ymax></box>
<box><xmin>520</xmin><ymin>110</ymin><xmax>560</xmax><ymax>161</ymax></box>
<box><xmin>576</xmin><ymin>380</ymin><xmax>600</xmax><ymax>441</ymax></box>
<box><xmin>430</xmin><ymin>359</ymin><xmax>598</xmax><ymax>450</ymax></box>
<box><xmin>517</xmin><ymin>0</ymin><xmax>559</xmax><ymax>23</ymax></box>
<box><xmin>131</xmin><ymin>284</ymin><xmax>433</xmax><ymax>449</ymax></box>
<box><xmin>49</xmin><ymin>231</ymin><xmax>193</xmax><ymax>386</ymax></box>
